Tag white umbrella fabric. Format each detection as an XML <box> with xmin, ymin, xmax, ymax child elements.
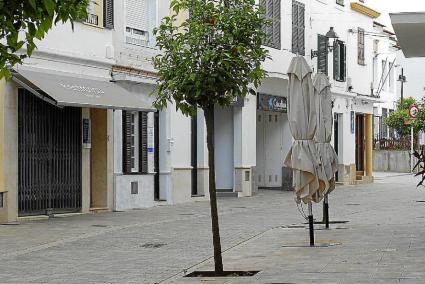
<box><xmin>314</xmin><ymin>73</ymin><xmax>338</xmax><ymax>194</ymax></box>
<box><xmin>284</xmin><ymin>56</ymin><xmax>326</xmax><ymax>204</ymax></box>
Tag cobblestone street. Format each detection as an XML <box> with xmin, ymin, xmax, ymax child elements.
<box><xmin>1</xmin><ymin>173</ymin><xmax>425</xmax><ymax>283</ymax></box>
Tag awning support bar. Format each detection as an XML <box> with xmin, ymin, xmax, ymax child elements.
<box><xmin>11</xmin><ymin>74</ymin><xmax>60</xmax><ymax>107</ymax></box>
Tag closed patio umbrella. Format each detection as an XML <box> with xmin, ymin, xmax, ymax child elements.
<box><xmin>314</xmin><ymin>73</ymin><xmax>338</xmax><ymax>228</ymax></box>
<box><xmin>284</xmin><ymin>56</ymin><xmax>325</xmax><ymax>204</ymax></box>
<box><xmin>284</xmin><ymin>56</ymin><xmax>326</xmax><ymax>246</ymax></box>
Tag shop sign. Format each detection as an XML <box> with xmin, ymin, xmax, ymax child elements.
<box><xmin>257</xmin><ymin>93</ymin><xmax>287</xmax><ymax>113</ymax></box>
<box><xmin>82</xmin><ymin>118</ymin><xmax>92</xmax><ymax>149</ymax></box>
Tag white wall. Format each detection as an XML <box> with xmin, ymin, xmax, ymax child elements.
<box><xmin>215</xmin><ymin>107</ymin><xmax>234</xmax><ymax>190</ymax></box>
<box><xmin>397</xmin><ymin>50</ymin><xmax>425</xmax><ymax>101</ymax></box>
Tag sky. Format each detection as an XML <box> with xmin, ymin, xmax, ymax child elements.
<box><xmin>366</xmin><ymin>1</ymin><xmax>425</xmax><ymax>100</ymax></box>
<box><xmin>368</xmin><ymin>0</ymin><xmax>425</xmax><ymax>29</ymax></box>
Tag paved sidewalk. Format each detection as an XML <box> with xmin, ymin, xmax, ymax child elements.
<box><xmin>1</xmin><ymin>173</ymin><xmax>425</xmax><ymax>283</ymax></box>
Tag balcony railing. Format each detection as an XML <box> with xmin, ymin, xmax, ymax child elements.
<box><xmin>374</xmin><ymin>136</ymin><xmax>417</xmax><ymax>151</ymax></box>
<box><xmin>85</xmin><ymin>13</ymin><xmax>99</xmax><ymax>26</ymax></box>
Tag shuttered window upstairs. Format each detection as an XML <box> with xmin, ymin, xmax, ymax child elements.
<box><xmin>358</xmin><ymin>27</ymin><xmax>365</xmax><ymax>65</ymax></box>
<box><xmin>260</xmin><ymin>0</ymin><xmax>281</xmax><ymax>49</ymax></box>
<box><xmin>125</xmin><ymin>0</ymin><xmax>157</xmax><ymax>47</ymax></box>
<box><xmin>122</xmin><ymin>111</ymin><xmax>149</xmax><ymax>174</ymax></box>
<box><xmin>317</xmin><ymin>34</ymin><xmax>328</xmax><ymax>75</ymax></box>
<box><xmin>126</xmin><ymin>0</ymin><xmax>149</xmax><ymax>31</ymax></box>
<box><xmin>292</xmin><ymin>0</ymin><xmax>305</xmax><ymax>55</ymax></box>
<box><xmin>333</xmin><ymin>40</ymin><xmax>346</xmax><ymax>82</ymax></box>
<box><xmin>104</xmin><ymin>0</ymin><xmax>114</xmax><ymax>29</ymax></box>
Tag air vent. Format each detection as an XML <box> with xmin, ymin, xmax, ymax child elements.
<box><xmin>245</xmin><ymin>171</ymin><xmax>250</xmax><ymax>182</ymax></box>
<box><xmin>131</xmin><ymin>181</ymin><xmax>139</xmax><ymax>195</ymax></box>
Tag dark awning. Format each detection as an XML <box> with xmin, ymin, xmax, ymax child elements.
<box><xmin>12</xmin><ymin>66</ymin><xmax>156</xmax><ymax>111</ymax></box>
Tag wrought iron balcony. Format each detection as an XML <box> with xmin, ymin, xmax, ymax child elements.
<box><xmin>85</xmin><ymin>13</ymin><xmax>99</xmax><ymax>26</ymax></box>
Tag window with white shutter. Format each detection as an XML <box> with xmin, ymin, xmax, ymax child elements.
<box><xmin>125</xmin><ymin>0</ymin><xmax>157</xmax><ymax>47</ymax></box>
<box><xmin>260</xmin><ymin>0</ymin><xmax>281</xmax><ymax>49</ymax></box>
<box><xmin>358</xmin><ymin>28</ymin><xmax>365</xmax><ymax>65</ymax></box>
<box><xmin>122</xmin><ymin>111</ymin><xmax>149</xmax><ymax>174</ymax></box>
<box><xmin>292</xmin><ymin>1</ymin><xmax>305</xmax><ymax>55</ymax></box>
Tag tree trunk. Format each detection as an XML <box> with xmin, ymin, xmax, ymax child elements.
<box><xmin>204</xmin><ymin>105</ymin><xmax>224</xmax><ymax>275</ymax></box>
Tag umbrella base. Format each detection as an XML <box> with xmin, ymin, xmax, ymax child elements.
<box><xmin>282</xmin><ymin>241</ymin><xmax>341</xmax><ymax>248</ymax></box>
<box><xmin>313</xmin><ymin>220</ymin><xmax>349</xmax><ymax>224</ymax></box>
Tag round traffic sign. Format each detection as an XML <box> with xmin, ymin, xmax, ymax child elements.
<box><xmin>409</xmin><ymin>104</ymin><xmax>419</xmax><ymax>119</ymax></box>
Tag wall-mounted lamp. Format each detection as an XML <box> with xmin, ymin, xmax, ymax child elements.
<box><xmin>311</xmin><ymin>27</ymin><xmax>339</xmax><ymax>59</ymax></box>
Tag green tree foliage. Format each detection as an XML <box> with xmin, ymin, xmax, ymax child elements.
<box><xmin>384</xmin><ymin>110</ymin><xmax>410</xmax><ymax>137</ymax></box>
<box><xmin>396</xmin><ymin>97</ymin><xmax>416</xmax><ymax>111</ymax></box>
<box><xmin>0</xmin><ymin>0</ymin><xmax>89</xmax><ymax>79</ymax></box>
<box><xmin>413</xmin><ymin>105</ymin><xmax>425</xmax><ymax>133</ymax></box>
<box><xmin>384</xmin><ymin>97</ymin><xmax>425</xmax><ymax>137</ymax></box>
<box><xmin>153</xmin><ymin>0</ymin><xmax>269</xmax><ymax>274</ymax></box>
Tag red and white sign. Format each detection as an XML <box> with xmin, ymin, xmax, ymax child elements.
<box><xmin>409</xmin><ymin>104</ymin><xmax>419</xmax><ymax>120</ymax></box>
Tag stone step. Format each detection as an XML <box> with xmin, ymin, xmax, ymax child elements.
<box><xmin>216</xmin><ymin>192</ymin><xmax>238</xmax><ymax>198</ymax></box>
<box><xmin>354</xmin><ymin>179</ymin><xmax>369</xmax><ymax>185</ymax></box>
<box><xmin>90</xmin><ymin>207</ymin><xmax>109</xmax><ymax>213</ymax></box>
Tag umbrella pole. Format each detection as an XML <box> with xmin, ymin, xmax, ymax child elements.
<box><xmin>324</xmin><ymin>194</ymin><xmax>329</xmax><ymax>229</ymax></box>
<box><xmin>308</xmin><ymin>202</ymin><xmax>315</xmax><ymax>246</ymax></box>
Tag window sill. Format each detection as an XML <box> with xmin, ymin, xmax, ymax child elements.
<box><xmin>82</xmin><ymin>22</ymin><xmax>104</xmax><ymax>30</ymax></box>
<box><xmin>122</xmin><ymin>172</ymin><xmax>154</xmax><ymax>176</ymax></box>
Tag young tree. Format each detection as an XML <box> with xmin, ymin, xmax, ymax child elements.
<box><xmin>153</xmin><ymin>0</ymin><xmax>269</xmax><ymax>274</ymax></box>
<box><xmin>0</xmin><ymin>0</ymin><xmax>89</xmax><ymax>79</ymax></box>
<box><xmin>385</xmin><ymin>97</ymin><xmax>419</xmax><ymax>137</ymax></box>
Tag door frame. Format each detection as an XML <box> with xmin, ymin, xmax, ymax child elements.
<box><xmin>355</xmin><ymin>113</ymin><xmax>365</xmax><ymax>172</ymax></box>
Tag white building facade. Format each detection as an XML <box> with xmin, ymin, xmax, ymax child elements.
<box><xmin>0</xmin><ymin>0</ymin><xmax>402</xmax><ymax>223</ymax></box>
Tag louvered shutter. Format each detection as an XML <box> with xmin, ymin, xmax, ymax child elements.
<box><xmin>272</xmin><ymin>0</ymin><xmax>281</xmax><ymax>49</ymax></box>
<box><xmin>317</xmin><ymin>34</ymin><xmax>328</xmax><ymax>75</ymax></box>
<box><xmin>342</xmin><ymin>43</ymin><xmax>347</xmax><ymax>81</ymax></box>
<box><xmin>297</xmin><ymin>2</ymin><xmax>305</xmax><ymax>55</ymax></box>
<box><xmin>358</xmin><ymin>28</ymin><xmax>365</xmax><ymax>65</ymax></box>
<box><xmin>104</xmin><ymin>0</ymin><xmax>114</xmax><ymax>28</ymax></box>
<box><xmin>260</xmin><ymin>0</ymin><xmax>268</xmax><ymax>45</ymax></box>
<box><xmin>139</xmin><ymin>112</ymin><xmax>148</xmax><ymax>174</ymax></box>
<box><xmin>333</xmin><ymin>40</ymin><xmax>340</xmax><ymax>81</ymax></box>
<box><xmin>266</xmin><ymin>0</ymin><xmax>274</xmax><ymax>47</ymax></box>
<box><xmin>126</xmin><ymin>0</ymin><xmax>149</xmax><ymax>31</ymax></box>
<box><xmin>122</xmin><ymin>111</ymin><xmax>133</xmax><ymax>174</ymax></box>
<box><xmin>292</xmin><ymin>1</ymin><xmax>298</xmax><ymax>53</ymax></box>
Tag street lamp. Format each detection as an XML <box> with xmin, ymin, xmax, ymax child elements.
<box><xmin>311</xmin><ymin>27</ymin><xmax>339</xmax><ymax>59</ymax></box>
<box><xmin>397</xmin><ymin>68</ymin><xmax>407</xmax><ymax>106</ymax></box>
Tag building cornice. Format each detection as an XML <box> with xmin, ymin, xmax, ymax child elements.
<box><xmin>350</xmin><ymin>2</ymin><xmax>381</xmax><ymax>19</ymax></box>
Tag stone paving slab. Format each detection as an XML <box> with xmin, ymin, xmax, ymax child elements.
<box><xmin>1</xmin><ymin>173</ymin><xmax>425</xmax><ymax>283</ymax></box>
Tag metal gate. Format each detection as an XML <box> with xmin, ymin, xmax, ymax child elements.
<box><xmin>18</xmin><ymin>89</ymin><xmax>82</xmax><ymax>216</ymax></box>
